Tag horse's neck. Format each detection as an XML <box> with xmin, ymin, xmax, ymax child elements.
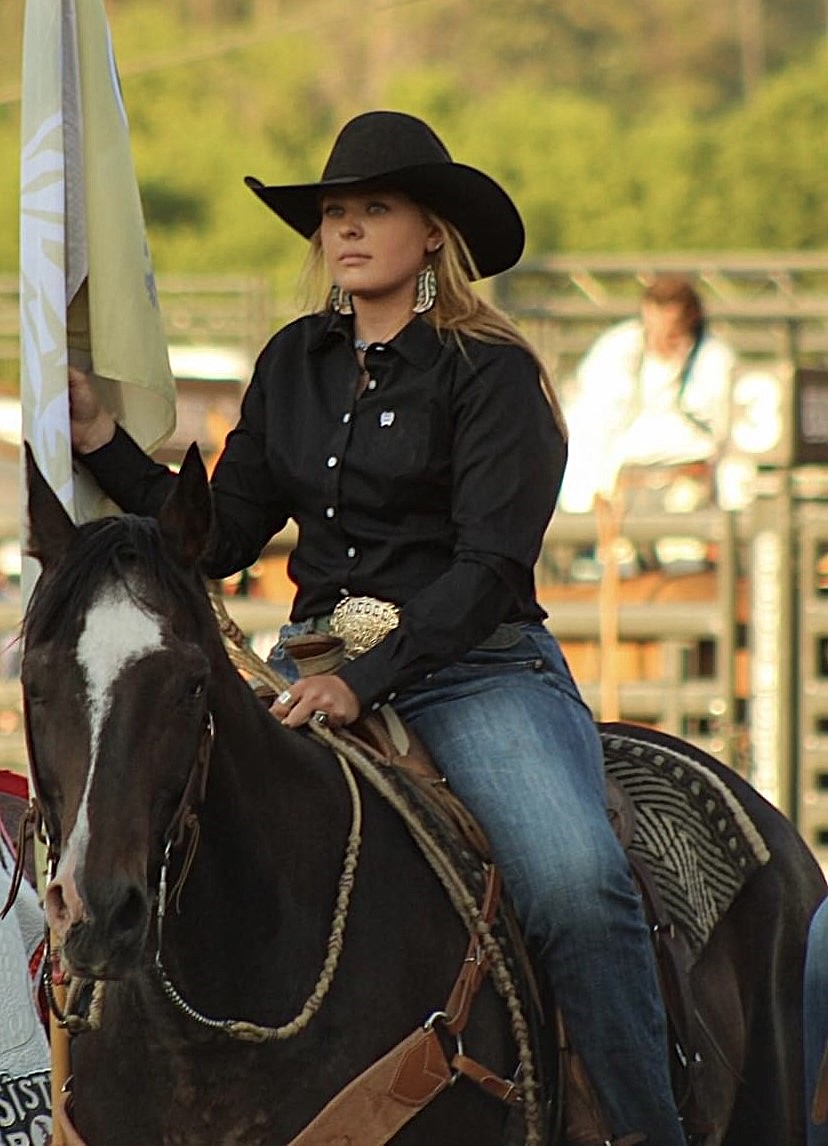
<box><xmin>150</xmin><ymin>679</ymin><xmax>358</xmax><ymax>1028</ymax></box>
<box><xmin>185</xmin><ymin>673</ymin><xmax>353</xmax><ymax>923</ymax></box>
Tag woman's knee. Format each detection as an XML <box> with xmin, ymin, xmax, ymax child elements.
<box><xmin>505</xmin><ymin>827</ymin><xmax>638</xmax><ymax>938</ymax></box>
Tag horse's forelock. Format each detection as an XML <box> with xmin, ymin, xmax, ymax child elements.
<box><xmin>23</xmin><ymin>514</ymin><xmax>213</xmax><ymax>649</ymax></box>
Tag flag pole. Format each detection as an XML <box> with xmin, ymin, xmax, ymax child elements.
<box><xmin>19</xmin><ymin>1</ymin><xmax>74</xmax><ymax>1134</ymax></box>
<box><xmin>20</xmin><ymin>1</ymin><xmax>176</xmax><ymax>1138</ymax></box>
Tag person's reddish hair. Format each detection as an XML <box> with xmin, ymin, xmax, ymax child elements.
<box><xmin>642</xmin><ymin>275</ymin><xmax>705</xmax><ymax>336</ymax></box>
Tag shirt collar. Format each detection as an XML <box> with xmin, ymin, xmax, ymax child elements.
<box><xmin>309</xmin><ymin>310</ymin><xmax>444</xmax><ymax>369</ymax></box>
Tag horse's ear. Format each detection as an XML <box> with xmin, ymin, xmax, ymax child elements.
<box><xmin>158</xmin><ymin>443</ymin><xmax>213</xmax><ymax>569</ymax></box>
<box><xmin>25</xmin><ymin>442</ymin><xmax>78</xmax><ymax>570</ymax></box>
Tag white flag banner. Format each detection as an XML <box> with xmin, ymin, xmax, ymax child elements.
<box><xmin>19</xmin><ymin>0</ymin><xmax>176</xmax><ymax>592</ymax></box>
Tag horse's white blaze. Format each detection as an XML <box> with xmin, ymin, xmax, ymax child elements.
<box><xmin>64</xmin><ymin>582</ymin><xmax>165</xmax><ymax>868</ymax></box>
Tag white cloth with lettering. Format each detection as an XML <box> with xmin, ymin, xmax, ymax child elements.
<box><xmin>0</xmin><ymin>827</ymin><xmax>52</xmax><ymax>1142</ymax></box>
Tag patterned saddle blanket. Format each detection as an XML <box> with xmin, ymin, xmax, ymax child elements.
<box><xmin>600</xmin><ymin>724</ymin><xmax>770</xmax><ymax>958</ymax></box>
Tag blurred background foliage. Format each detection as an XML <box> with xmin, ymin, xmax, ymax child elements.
<box><xmin>2</xmin><ymin>0</ymin><xmax>827</xmax><ymax>303</ymax></box>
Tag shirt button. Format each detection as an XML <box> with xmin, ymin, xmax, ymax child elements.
<box><xmin>325</xmin><ymin>507</ymin><xmax>335</xmax><ymax>519</ymax></box>
<box><xmin>342</xmin><ymin>412</ymin><xmax>351</xmax><ymax>424</ymax></box>
<box><xmin>339</xmin><ymin>587</ymin><xmax>348</xmax><ymax>597</ymax></box>
<box><xmin>367</xmin><ymin>379</ymin><xmax>377</xmax><ymax>391</ymax></box>
<box><xmin>371</xmin><ymin>701</ymin><xmax>381</xmax><ymax>711</ymax></box>
<box><xmin>346</xmin><ymin>546</ymin><xmax>357</xmax><ymax>558</ymax></box>
<box><xmin>387</xmin><ymin>691</ymin><xmax>397</xmax><ymax>701</ymax></box>
<box><xmin>327</xmin><ymin>455</ymin><xmax>338</xmax><ymax>468</ymax></box>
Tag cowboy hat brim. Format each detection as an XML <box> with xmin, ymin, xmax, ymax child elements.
<box><xmin>244</xmin><ymin>162</ymin><xmax>525</xmax><ymax>280</ymax></box>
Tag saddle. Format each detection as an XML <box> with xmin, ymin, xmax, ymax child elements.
<box><xmin>272</xmin><ymin>633</ymin><xmax>492</xmax><ymax>858</ymax></box>
<box><xmin>282</xmin><ymin>634</ymin><xmax>715</xmax><ymax>1146</ymax></box>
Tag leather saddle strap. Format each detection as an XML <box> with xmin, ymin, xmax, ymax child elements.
<box><xmin>626</xmin><ymin>851</ymin><xmax>705</xmax><ymax>1111</ymax></box>
<box><xmin>450</xmin><ymin>1051</ymin><xmax>519</xmax><ymax>1104</ymax></box>
<box><xmin>287</xmin><ymin>1025</ymin><xmax>452</xmax><ymax>1146</ymax></box>
<box><xmin>288</xmin><ymin>864</ymin><xmax>512</xmax><ymax>1145</ymax></box>
<box><xmin>442</xmin><ymin>863</ymin><xmax>501</xmax><ymax>1036</ymax></box>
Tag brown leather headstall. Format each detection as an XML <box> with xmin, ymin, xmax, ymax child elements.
<box><xmin>161</xmin><ymin>711</ymin><xmax>215</xmax><ymax>911</ymax></box>
<box><xmin>0</xmin><ymin>798</ymin><xmax>42</xmax><ymax>918</ymax></box>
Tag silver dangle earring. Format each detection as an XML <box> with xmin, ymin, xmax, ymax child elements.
<box><xmin>413</xmin><ymin>265</ymin><xmax>437</xmax><ymax>314</ymax></box>
<box><xmin>330</xmin><ymin>284</ymin><xmax>354</xmax><ymax>315</ymax></box>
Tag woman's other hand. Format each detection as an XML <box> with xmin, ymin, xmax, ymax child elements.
<box><xmin>270</xmin><ymin>674</ymin><xmax>361</xmax><ymax>729</ymax></box>
<box><xmin>69</xmin><ymin>367</ymin><xmax>116</xmax><ymax>453</ymax></box>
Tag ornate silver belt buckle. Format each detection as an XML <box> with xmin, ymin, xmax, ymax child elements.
<box><xmin>329</xmin><ymin>596</ymin><xmax>400</xmax><ymax>658</ymax></box>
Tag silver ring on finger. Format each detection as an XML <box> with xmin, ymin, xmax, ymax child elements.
<box><xmin>312</xmin><ymin>710</ymin><xmax>330</xmax><ymax>728</ymax></box>
<box><xmin>277</xmin><ymin>689</ymin><xmax>293</xmax><ymax>706</ymax></box>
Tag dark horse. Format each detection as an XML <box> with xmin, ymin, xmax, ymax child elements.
<box><xmin>21</xmin><ymin>444</ymin><xmax>826</xmax><ymax>1146</ymax></box>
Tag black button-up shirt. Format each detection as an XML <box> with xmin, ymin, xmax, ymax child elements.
<box><xmin>82</xmin><ymin>312</ymin><xmax>567</xmax><ymax>705</ymax></box>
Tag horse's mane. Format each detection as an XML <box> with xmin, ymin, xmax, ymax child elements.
<box><xmin>23</xmin><ymin>514</ymin><xmax>216</xmax><ymax>648</ymax></box>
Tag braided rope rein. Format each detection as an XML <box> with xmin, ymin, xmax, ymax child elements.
<box><xmin>211</xmin><ymin>591</ymin><xmax>544</xmax><ymax>1145</ymax></box>
<box><xmin>153</xmin><ymin>746</ymin><xmax>363</xmax><ymax>1043</ymax></box>
<box><xmin>49</xmin><ymin>750</ymin><xmax>363</xmax><ymax>1047</ymax></box>
<box><xmin>51</xmin><ymin>594</ymin><xmax>365</xmax><ymax>1045</ymax></box>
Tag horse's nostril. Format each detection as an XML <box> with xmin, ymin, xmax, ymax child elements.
<box><xmin>112</xmin><ymin>886</ymin><xmax>147</xmax><ymax>938</ymax></box>
<box><xmin>45</xmin><ymin>872</ymin><xmax>88</xmax><ymax>932</ymax></box>
<box><xmin>45</xmin><ymin>882</ymin><xmax>69</xmax><ymax>927</ymax></box>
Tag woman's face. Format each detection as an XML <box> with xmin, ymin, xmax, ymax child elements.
<box><xmin>642</xmin><ymin>300</ymin><xmax>694</xmax><ymax>360</ymax></box>
<box><xmin>319</xmin><ymin>188</ymin><xmax>442</xmax><ymax>306</ymax></box>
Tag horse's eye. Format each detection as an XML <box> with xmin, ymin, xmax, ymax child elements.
<box><xmin>178</xmin><ymin>678</ymin><xmax>206</xmax><ymax>713</ymax></box>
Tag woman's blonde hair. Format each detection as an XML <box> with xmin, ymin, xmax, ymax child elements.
<box><xmin>298</xmin><ymin>205</ymin><xmax>566</xmax><ymax>438</ymax></box>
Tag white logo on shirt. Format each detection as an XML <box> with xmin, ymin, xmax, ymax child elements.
<box><xmin>379</xmin><ymin>410</ymin><xmax>395</xmax><ymax>428</ymax></box>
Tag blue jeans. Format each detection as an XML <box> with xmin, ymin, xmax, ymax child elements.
<box><xmin>271</xmin><ymin>621</ymin><xmax>684</xmax><ymax>1144</ymax></box>
<box><xmin>805</xmin><ymin>896</ymin><xmax>828</xmax><ymax>1146</ymax></box>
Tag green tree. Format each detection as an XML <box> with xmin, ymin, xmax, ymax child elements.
<box><xmin>4</xmin><ymin>0</ymin><xmax>828</xmax><ymax>297</ymax></box>
<box><xmin>710</xmin><ymin>47</ymin><xmax>828</xmax><ymax>248</ymax></box>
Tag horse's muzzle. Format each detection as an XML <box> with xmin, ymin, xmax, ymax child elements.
<box><xmin>59</xmin><ymin>881</ymin><xmax>150</xmax><ymax>980</ymax></box>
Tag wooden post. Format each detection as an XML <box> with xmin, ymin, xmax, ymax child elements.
<box><xmin>32</xmin><ymin>816</ymin><xmax>73</xmax><ymax>1142</ymax></box>
<box><xmin>595</xmin><ymin>493</ymin><xmax>622</xmax><ymax>723</ymax></box>
<box><xmin>49</xmin><ymin>969</ymin><xmax>71</xmax><ymax>1145</ymax></box>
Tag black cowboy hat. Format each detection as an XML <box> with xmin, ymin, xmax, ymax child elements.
<box><xmin>244</xmin><ymin>110</ymin><xmax>525</xmax><ymax>280</ymax></box>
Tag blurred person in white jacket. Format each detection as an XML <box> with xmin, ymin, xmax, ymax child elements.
<box><xmin>560</xmin><ymin>275</ymin><xmax>737</xmax><ymax>518</ymax></box>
